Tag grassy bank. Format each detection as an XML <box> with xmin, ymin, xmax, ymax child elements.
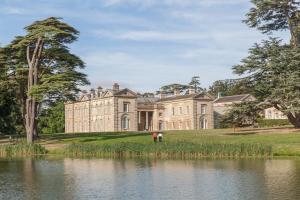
<box><xmin>65</xmin><ymin>142</ymin><xmax>272</xmax><ymax>158</ymax></box>
<box><xmin>0</xmin><ymin>143</ymin><xmax>47</xmax><ymax>157</ymax></box>
<box><xmin>1</xmin><ymin>127</ymin><xmax>299</xmax><ymax>158</ymax></box>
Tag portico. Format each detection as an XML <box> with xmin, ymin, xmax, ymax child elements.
<box><xmin>137</xmin><ymin>111</ymin><xmax>154</xmax><ymax>131</ymax></box>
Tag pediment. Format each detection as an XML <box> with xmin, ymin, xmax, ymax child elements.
<box><xmin>102</xmin><ymin>90</ymin><xmax>114</xmax><ymax>98</ymax></box>
<box><xmin>194</xmin><ymin>93</ymin><xmax>214</xmax><ymax>100</ymax></box>
<box><xmin>114</xmin><ymin>88</ymin><xmax>137</xmax><ymax>97</ymax></box>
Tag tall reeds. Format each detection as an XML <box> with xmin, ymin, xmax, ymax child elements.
<box><xmin>65</xmin><ymin>142</ymin><xmax>273</xmax><ymax>158</ymax></box>
<box><xmin>0</xmin><ymin>143</ymin><xmax>47</xmax><ymax>157</ymax></box>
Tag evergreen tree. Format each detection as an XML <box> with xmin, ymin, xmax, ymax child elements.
<box><xmin>220</xmin><ymin>101</ymin><xmax>263</xmax><ymax>128</ymax></box>
<box><xmin>208</xmin><ymin>79</ymin><xmax>253</xmax><ymax>97</ymax></box>
<box><xmin>188</xmin><ymin>76</ymin><xmax>203</xmax><ymax>92</ymax></box>
<box><xmin>1</xmin><ymin>17</ymin><xmax>89</xmax><ymax>142</ymax></box>
<box><xmin>38</xmin><ymin>101</ymin><xmax>65</xmax><ymax>134</ymax></box>
<box><xmin>233</xmin><ymin>0</ymin><xmax>300</xmax><ymax>128</ymax></box>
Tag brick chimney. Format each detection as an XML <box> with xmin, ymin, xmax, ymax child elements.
<box><xmin>113</xmin><ymin>83</ymin><xmax>120</xmax><ymax>92</ymax></box>
<box><xmin>90</xmin><ymin>88</ymin><xmax>96</xmax><ymax>98</ymax></box>
<box><xmin>159</xmin><ymin>90</ymin><xmax>166</xmax><ymax>99</ymax></box>
<box><xmin>97</xmin><ymin>86</ymin><xmax>103</xmax><ymax>97</ymax></box>
<box><xmin>189</xmin><ymin>87</ymin><xmax>196</xmax><ymax>94</ymax></box>
<box><xmin>174</xmin><ymin>88</ymin><xmax>181</xmax><ymax>96</ymax></box>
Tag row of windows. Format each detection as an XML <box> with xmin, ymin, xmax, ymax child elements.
<box><xmin>170</xmin><ymin>104</ymin><xmax>207</xmax><ymax>116</ymax></box>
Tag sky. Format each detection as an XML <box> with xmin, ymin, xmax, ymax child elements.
<box><xmin>0</xmin><ymin>0</ymin><xmax>289</xmax><ymax>93</ymax></box>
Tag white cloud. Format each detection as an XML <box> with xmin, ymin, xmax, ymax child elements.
<box><xmin>94</xmin><ymin>29</ymin><xmax>210</xmax><ymax>42</ymax></box>
<box><xmin>103</xmin><ymin>0</ymin><xmax>246</xmax><ymax>7</ymax></box>
<box><xmin>0</xmin><ymin>6</ymin><xmax>28</xmax><ymax>15</ymax></box>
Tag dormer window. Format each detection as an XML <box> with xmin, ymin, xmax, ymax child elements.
<box><xmin>123</xmin><ymin>102</ymin><xmax>129</xmax><ymax>112</ymax></box>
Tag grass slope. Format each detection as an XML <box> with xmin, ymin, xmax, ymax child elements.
<box><xmin>36</xmin><ymin>128</ymin><xmax>300</xmax><ymax>157</ymax></box>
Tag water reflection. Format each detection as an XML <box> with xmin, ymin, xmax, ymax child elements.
<box><xmin>0</xmin><ymin>158</ymin><xmax>299</xmax><ymax>200</ymax></box>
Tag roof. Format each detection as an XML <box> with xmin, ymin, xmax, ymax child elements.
<box><xmin>213</xmin><ymin>94</ymin><xmax>254</xmax><ymax>104</ymax></box>
<box><xmin>137</xmin><ymin>97</ymin><xmax>159</xmax><ymax>104</ymax></box>
<box><xmin>157</xmin><ymin>92</ymin><xmax>212</xmax><ymax>102</ymax></box>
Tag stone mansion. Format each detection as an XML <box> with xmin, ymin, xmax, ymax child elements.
<box><xmin>65</xmin><ymin>83</ymin><xmax>214</xmax><ymax>133</ymax></box>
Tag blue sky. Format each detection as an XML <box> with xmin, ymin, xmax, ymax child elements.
<box><xmin>0</xmin><ymin>0</ymin><xmax>289</xmax><ymax>93</ymax></box>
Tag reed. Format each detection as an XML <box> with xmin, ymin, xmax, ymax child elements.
<box><xmin>0</xmin><ymin>143</ymin><xmax>47</xmax><ymax>157</ymax></box>
<box><xmin>65</xmin><ymin>142</ymin><xmax>273</xmax><ymax>158</ymax></box>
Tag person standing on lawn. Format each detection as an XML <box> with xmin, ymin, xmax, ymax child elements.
<box><xmin>152</xmin><ymin>132</ymin><xmax>158</xmax><ymax>143</ymax></box>
<box><xmin>158</xmin><ymin>132</ymin><xmax>163</xmax><ymax>142</ymax></box>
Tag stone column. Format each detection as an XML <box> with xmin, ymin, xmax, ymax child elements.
<box><xmin>146</xmin><ymin>111</ymin><xmax>149</xmax><ymax>130</ymax></box>
<box><xmin>138</xmin><ymin>111</ymin><xmax>141</xmax><ymax>123</ymax></box>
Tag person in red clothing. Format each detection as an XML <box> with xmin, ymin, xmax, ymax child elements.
<box><xmin>152</xmin><ymin>132</ymin><xmax>158</xmax><ymax>143</ymax></box>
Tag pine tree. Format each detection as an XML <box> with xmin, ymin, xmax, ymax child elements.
<box><xmin>234</xmin><ymin>0</ymin><xmax>300</xmax><ymax>128</ymax></box>
<box><xmin>1</xmin><ymin>17</ymin><xmax>89</xmax><ymax>142</ymax></box>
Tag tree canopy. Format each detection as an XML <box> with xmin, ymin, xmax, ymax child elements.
<box><xmin>0</xmin><ymin>17</ymin><xmax>89</xmax><ymax>141</ymax></box>
<box><xmin>233</xmin><ymin>0</ymin><xmax>300</xmax><ymax>128</ymax></box>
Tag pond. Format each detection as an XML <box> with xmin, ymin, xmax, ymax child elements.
<box><xmin>0</xmin><ymin>158</ymin><xmax>300</xmax><ymax>200</ymax></box>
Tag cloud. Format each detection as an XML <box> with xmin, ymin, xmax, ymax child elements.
<box><xmin>94</xmin><ymin>29</ymin><xmax>209</xmax><ymax>42</ymax></box>
<box><xmin>0</xmin><ymin>6</ymin><xmax>28</xmax><ymax>15</ymax></box>
<box><xmin>103</xmin><ymin>0</ymin><xmax>246</xmax><ymax>7</ymax></box>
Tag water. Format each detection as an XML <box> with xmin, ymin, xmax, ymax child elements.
<box><xmin>0</xmin><ymin>158</ymin><xmax>300</xmax><ymax>200</ymax></box>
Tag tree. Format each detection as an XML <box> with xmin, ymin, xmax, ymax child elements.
<box><xmin>208</xmin><ymin>79</ymin><xmax>253</xmax><ymax>97</ymax></box>
<box><xmin>1</xmin><ymin>17</ymin><xmax>89</xmax><ymax>142</ymax></box>
<box><xmin>38</xmin><ymin>101</ymin><xmax>65</xmax><ymax>134</ymax></box>
<box><xmin>220</xmin><ymin>101</ymin><xmax>263</xmax><ymax>128</ymax></box>
<box><xmin>159</xmin><ymin>83</ymin><xmax>189</xmax><ymax>95</ymax></box>
<box><xmin>233</xmin><ymin>1</ymin><xmax>300</xmax><ymax>128</ymax></box>
<box><xmin>188</xmin><ymin>76</ymin><xmax>203</xmax><ymax>92</ymax></box>
<box><xmin>234</xmin><ymin>39</ymin><xmax>300</xmax><ymax>127</ymax></box>
<box><xmin>0</xmin><ymin>49</ymin><xmax>23</xmax><ymax>135</ymax></box>
<box><xmin>245</xmin><ymin>0</ymin><xmax>300</xmax><ymax>47</ymax></box>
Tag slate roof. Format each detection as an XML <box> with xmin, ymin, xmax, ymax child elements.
<box><xmin>137</xmin><ymin>97</ymin><xmax>159</xmax><ymax>104</ymax></box>
<box><xmin>213</xmin><ymin>94</ymin><xmax>253</xmax><ymax>103</ymax></box>
<box><xmin>157</xmin><ymin>93</ymin><xmax>212</xmax><ymax>102</ymax></box>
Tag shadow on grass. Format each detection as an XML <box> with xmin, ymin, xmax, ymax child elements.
<box><xmin>226</xmin><ymin>132</ymin><xmax>257</xmax><ymax>136</ymax></box>
<box><xmin>39</xmin><ymin>132</ymin><xmax>150</xmax><ymax>142</ymax></box>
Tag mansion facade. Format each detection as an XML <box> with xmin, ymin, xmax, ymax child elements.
<box><xmin>65</xmin><ymin>83</ymin><xmax>214</xmax><ymax>133</ymax></box>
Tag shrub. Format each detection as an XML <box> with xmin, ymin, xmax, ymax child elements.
<box><xmin>258</xmin><ymin>119</ymin><xmax>291</xmax><ymax>127</ymax></box>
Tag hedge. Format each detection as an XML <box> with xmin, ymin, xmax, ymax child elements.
<box><xmin>258</xmin><ymin>119</ymin><xmax>291</xmax><ymax>127</ymax></box>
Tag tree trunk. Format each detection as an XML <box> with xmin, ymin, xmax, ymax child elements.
<box><xmin>25</xmin><ymin>37</ymin><xmax>43</xmax><ymax>143</ymax></box>
<box><xmin>287</xmin><ymin>112</ymin><xmax>300</xmax><ymax>128</ymax></box>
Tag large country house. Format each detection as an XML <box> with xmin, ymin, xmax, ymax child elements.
<box><xmin>65</xmin><ymin>83</ymin><xmax>214</xmax><ymax>133</ymax></box>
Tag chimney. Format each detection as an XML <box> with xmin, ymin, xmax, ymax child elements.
<box><xmin>159</xmin><ymin>90</ymin><xmax>166</xmax><ymax>99</ymax></box>
<box><xmin>113</xmin><ymin>83</ymin><xmax>120</xmax><ymax>92</ymax></box>
<box><xmin>174</xmin><ymin>88</ymin><xmax>181</xmax><ymax>96</ymax></box>
<box><xmin>189</xmin><ymin>87</ymin><xmax>196</xmax><ymax>94</ymax></box>
<box><xmin>80</xmin><ymin>90</ymin><xmax>87</xmax><ymax>101</ymax></box>
<box><xmin>90</xmin><ymin>88</ymin><xmax>95</xmax><ymax>99</ymax></box>
<box><xmin>97</xmin><ymin>86</ymin><xmax>103</xmax><ymax>97</ymax></box>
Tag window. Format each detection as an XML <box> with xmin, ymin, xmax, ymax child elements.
<box><xmin>121</xmin><ymin>116</ymin><xmax>130</xmax><ymax>130</ymax></box>
<box><xmin>201</xmin><ymin>104</ymin><xmax>207</xmax><ymax>114</ymax></box>
<box><xmin>172</xmin><ymin>107</ymin><xmax>175</xmax><ymax>116</ymax></box>
<box><xmin>179</xmin><ymin>107</ymin><xmax>182</xmax><ymax>115</ymax></box>
<box><xmin>159</xmin><ymin>112</ymin><xmax>163</xmax><ymax>117</ymax></box>
<box><xmin>187</xmin><ymin>106</ymin><xmax>189</xmax><ymax>114</ymax></box>
<box><xmin>123</xmin><ymin>102</ymin><xmax>129</xmax><ymax>112</ymax></box>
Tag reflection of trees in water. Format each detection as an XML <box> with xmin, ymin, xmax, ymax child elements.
<box><xmin>1</xmin><ymin>159</ymin><xmax>300</xmax><ymax>200</ymax></box>
<box><xmin>263</xmin><ymin>160</ymin><xmax>300</xmax><ymax>200</ymax></box>
<box><xmin>21</xmin><ymin>159</ymin><xmax>66</xmax><ymax>200</ymax></box>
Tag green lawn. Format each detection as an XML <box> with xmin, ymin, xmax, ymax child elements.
<box><xmin>36</xmin><ymin>127</ymin><xmax>300</xmax><ymax>157</ymax></box>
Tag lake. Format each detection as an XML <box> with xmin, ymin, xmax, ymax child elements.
<box><xmin>0</xmin><ymin>158</ymin><xmax>300</xmax><ymax>200</ymax></box>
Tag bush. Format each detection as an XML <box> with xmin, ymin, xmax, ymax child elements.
<box><xmin>258</xmin><ymin>119</ymin><xmax>291</xmax><ymax>127</ymax></box>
